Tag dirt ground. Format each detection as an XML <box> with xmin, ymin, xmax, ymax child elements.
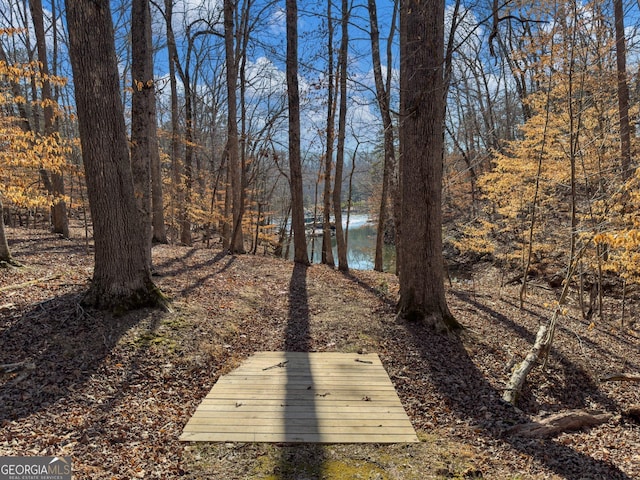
<box><xmin>1</xmin><ymin>227</ymin><xmax>639</xmax><ymax>479</ymax></box>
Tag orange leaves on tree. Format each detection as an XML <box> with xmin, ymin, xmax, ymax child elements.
<box><xmin>0</xmin><ymin>40</ymin><xmax>71</xmax><ymax>211</ymax></box>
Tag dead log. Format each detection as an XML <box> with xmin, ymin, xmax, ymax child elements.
<box><xmin>600</xmin><ymin>373</ymin><xmax>640</xmax><ymax>382</ymax></box>
<box><xmin>507</xmin><ymin>410</ymin><xmax>613</xmax><ymax>438</ymax></box>
<box><xmin>502</xmin><ymin>324</ymin><xmax>548</xmax><ymax>404</ymax></box>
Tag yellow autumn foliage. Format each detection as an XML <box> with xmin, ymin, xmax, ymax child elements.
<box><xmin>0</xmin><ymin>48</ymin><xmax>71</xmax><ymax>211</ymax></box>
<box><xmin>464</xmin><ymin>0</ymin><xmax>640</xmax><ymax>287</ymax></box>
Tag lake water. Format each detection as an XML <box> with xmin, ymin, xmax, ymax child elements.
<box><xmin>295</xmin><ymin>214</ymin><xmax>396</xmax><ymax>272</ymax></box>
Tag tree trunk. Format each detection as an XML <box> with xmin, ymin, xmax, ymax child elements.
<box><xmin>150</xmin><ymin>117</ymin><xmax>167</xmax><ymax>244</ymax></box>
<box><xmin>367</xmin><ymin>0</ymin><xmax>397</xmax><ymax>272</ymax></box>
<box><xmin>0</xmin><ymin>196</ymin><xmax>19</xmax><ymax>267</ymax></box>
<box><xmin>138</xmin><ymin>2</ymin><xmax>166</xmax><ymax>245</ymax></box>
<box><xmin>322</xmin><ymin>0</ymin><xmax>336</xmax><ymax>268</ymax></box>
<box><xmin>29</xmin><ymin>0</ymin><xmax>69</xmax><ymax>238</ymax></box>
<box><xmin>224</xmin><ymin>0</ymin><xmax>245</xmax><ymax>254</ymax></box>
<box><xmin>130</xmin><ymin>0</ymin><xmax>154</xmax><ymax>266</ymax></box>
<box><xmin>333</xmin><ymin>0</ymin><xmax>350</xmax><ymax>272</ymax></box>
<box><xmin>286</xmin><ymin>0</ymin><xmax>309</xmax><ymax>265</ymax></box>
<box><xmin>613</xmin><ymin>0</ymin><xmax>633</xmax><ymax>180</ymax></box>
<box><xmin>178</xmin><ymin>62</ymin><xmax>193</xmax><ymax>247</ymax></box>
<box><xmin>164</xmin><ymin>0</ymin><xmax>182</xmax><ymax>244</ymax></box>
<box><xmin>397</xmin><ymin>0</ymin><xmax>460</xmax><ymax>330</ymax></box>
<box><xmin>65</xmin><ymin>0</ymin><xmax>165</xmax><ymax>311</ymax></box>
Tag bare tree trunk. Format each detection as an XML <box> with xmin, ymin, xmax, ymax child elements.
<box><xmin>333</xmin><ymin>0</ymin><xmax>350</xmax><ymax>272</ymax></box>
<box><xmin>322</xmin><ymin>0</ymin><xmax>336</xmax><ymax>267</ymax></box>
<box><xmin>397</xmin><ymin>0</ymin><xmax>460</xmax><ymax>330</ymax></box>
<box><xmin>29</xmin><ymin>0</ymin><xmax>69</xmax><ymax>238</ymax></box>
<box><xmin>0</xmin><ymin>196</ymin><xmax>20</xmax><ymax>267</ymax></box>
<box><xmin>131</xmin><ymin>0</ymin><xmax>154</xmax><ymax>266</ymax></box>
<box><xmin>224</xmin><ymin>0</ymin><xmax>245</xmax><ymax>253</ymax></box>
<box><xmin>286</xmin><ymin>0</ymin><xmax>309</xmax><ymax>265</ymax></box>
<box><xmin>164</xmin><ymin>0</ymin><xmax>182</xmax><ymax>244</ymax></box>
<box><xmin>140</xmin><ymin>2</ymin><xmax>166</xmax><ymax>245</ymax></box>
<box><xmin>368</xmin><ymin>0</ymin><xmax>397</xmax><ymax>272</ymax></box>
<box><xmin>614</xmin><ymin>0</ymin><xmax>633</xmax><ymax>180</ymax></box>
<box><xmin>177</xmin><ymin>58</ymin><xmax>193</xmax><ymax>247</ymax></box>
<box><xmin>65</xmin><ymin>0</ymin><xmax>166</xmax><ymax>311</ymax></box>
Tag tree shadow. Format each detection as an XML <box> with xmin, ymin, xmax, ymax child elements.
<box><xmin>0</xmin><ymin>292</ymin><xmax>165</xmax><ymax>424</ymax></box>
<box><xmin>339</xmin><ymin>276</ymin><xmax>631</xmax><ymax>479</ymax></box>
<box><xmin>500</xmin><ymin>295</ymin><xmax>639</xmax><ymax>354</ymax></box>
<box><xmin>399</xmin><ymin>314</ymin><xmax>631</xmax><ymax>478</ymax></box>
<box><xmin>273</xmin><ymin>262</ymin><xmax>326</xmax><ymax>478</ymax></box>
<box><xmin>152</xmin><ymin>249</ymin><xmax>235</xmax><ymax>298</ymax></box>
<box><xmin>452</xmin><ymin>290</ymin><xmax>626</xmax><ymax>412</ymax></box>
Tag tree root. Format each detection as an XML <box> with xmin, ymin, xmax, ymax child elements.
<box><xmin>82</xmin><ymin>279</ymin><xmax>172</xmax><ymax>314</ymax></box>
<box><xmin>0</xmin><ymin>258</ymin><xmax>23</xmax><ymax>269</ymax></box>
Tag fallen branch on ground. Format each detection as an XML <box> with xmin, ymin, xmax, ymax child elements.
<box><xmin>503</xmin><ymin>241</ymin><xmax>591</xmax><ymax>405</ymax></box>
<box><xmin>600</xmin><ymin>373</ymin><xmax>640</xmax><ymax>382</ymax></box>
<box><xmin>502</xmin><ymin>324</ymin><xmax>548</xmax><ymax>404</ymax></box>
<box><xmin>507</xmin><ymin>409</ymin><xmax>613</xmax><ymax>438</ymax></box>
<box><xmin>0</xmin><ymin>274</ymin><xmax>61</xmax><ymax>293</ymax></box>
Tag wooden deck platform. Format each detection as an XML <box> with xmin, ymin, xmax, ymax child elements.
<box><xmin>180</xmin><ymin>351</ymin><xmax>419</xmax><ymax>443</ymax></box>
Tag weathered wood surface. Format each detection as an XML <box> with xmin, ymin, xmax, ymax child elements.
<box><xmin>502</xmin><ymin>324</ymin><xmax>548</xmax><ymax>404</ymax></box>
<box><xmin>507</xmin><ymin>409</ymin><xmax>613</xmax><ymax>438</ymax></box>
<box><xmin>180</xmin><ymin>351</ymin><xmax>419</xmax><ymax>443</ymax></box>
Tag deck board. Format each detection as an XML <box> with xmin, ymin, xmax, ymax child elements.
<box><xmin>180</xmin><ymin>352</ymin><xmax>419</xmax><ymax>443</ymax></box>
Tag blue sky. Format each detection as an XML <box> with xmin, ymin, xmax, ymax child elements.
<box><xmin>1</xmin><ymin>0</ymin><xmax>639</xmax><ymax>156</ymax></box>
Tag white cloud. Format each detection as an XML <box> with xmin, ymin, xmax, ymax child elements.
<box><xmin>268</xmin><ymin>7</ymin><xmax>286</xmax><ymax>36</ymax></box>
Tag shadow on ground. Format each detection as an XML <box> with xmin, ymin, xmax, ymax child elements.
<box><xmin>0</xmin><ymin>292</ymin><xmax>166</xmax><ymax>423</ymax></box>
<box><xmin>272</xmin><ymin>262</ymin><xmax>326</xmax><ymax>479</ymax></box>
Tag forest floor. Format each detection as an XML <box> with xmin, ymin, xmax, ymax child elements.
<box><xmin>1</xmin><ymin>226</ymin><xmax>640</xmax><ymax>479</ymax></box>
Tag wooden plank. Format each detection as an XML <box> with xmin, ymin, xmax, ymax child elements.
<box><xmin>200</xmin><ymin>393</ymin><xmax>401</xmax><ymax>403</ymax></box>
<box><xmin>212</xmin><ymin>378</ymin><xmax>395</xmax><ymax>394</ymax></box>
<box><xmin>183</xmin><ymin>425</ymin><xmax>415</xmax><ymax>436</ymax></box>
<box><xmin>189</xmin><ymin>403</ymin><xmax>411</xmax><ymax>413</ymax></box>
<box><xmin>227</xmin><ymin>367</ymin><xmax>385</xmax><ymax>375</ymax></box>
<box><xmin>188</xmin><ymin>412</ymin><xmax>412</xmax><ymax>421</ymax></box>
<box><xmin>180</xmin><ymin>432</ymin><xmax>419</xmax><ymax>443</ymax></box>
<box><xmin>180</xmin><ymin>351</ymin><xmax>419</xmax><ymax>444</ymax></box>
<box><xmin>195</xmin><ymin>402</ymin><xmax>406</xmax><ymax>411</ymax></box>
<box><xmin>205</xmin><ymin>386</ymin><xmax>402</xmax><ymax>396</ymax></box>
<box><xmin>185</xmin><ymin>415</ymin><xmax>411</xmax><ymax>432</ymax></box>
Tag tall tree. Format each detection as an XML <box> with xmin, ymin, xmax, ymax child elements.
<box><xmin>224</xmin><ymin>0</ymin><xmax>245</xmax><ymax>253</ymax></box>
<box><xmin>286</xmin><ymin>0</ymin><xmax>309</xmax><ymax>265</ymax></box>
<box><xmin>322</xmin><ymin>0</ymin><xmax>336</xmax><ymax>267</ymax></box>
<box><xmin>613</xmin><ymin>0</ymin><xmax>633</xmax><ymax>180</ymax></box>
<box><xmin>131</xmin><ymin>0</ymin><xmax>155</xmax><ymax>265</ymax></box>
<box><xmin>163</xmin><ymin>0</ymin><xmax>184</xmax><ymax>244</ymax></box>
<box><xmin>368</xmin><ymin>0</ymin><xmax>398</xmax><ymax>272</ymax></box>
<box><xmin>65</xmin><ymin>0</ymin><xmax>165</xmax><ymax>310</ymax></box>
<box><xmin>397</xmin><ymin>0</ymin><xmax>460</xmax><ymax>330</ymax></box>
<box><xmin>333</xmin><ymin>0</ymin><xmax>350</xmax><ymax>272</ymax></box>
<box><xmin>131</xmin><ymin>0</ymin><xmax>167</xmax><ymax>245</ymax></box>
<box><xmin>171</xmin><ymin>23</ymin><xmax>203</xmax><ymax>248</ymax></box>
<box><xmin>29</xmin><ymin>0</ymin><xmax>69</xmax><ymax>238</ymax></box>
